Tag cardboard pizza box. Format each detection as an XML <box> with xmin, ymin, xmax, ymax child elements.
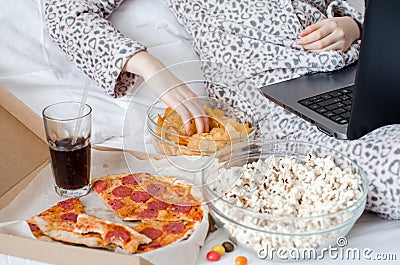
<box><xmin>0</xmin><ymin>84</ymin><xmax>153</xmax><ymax>265</ymax></box>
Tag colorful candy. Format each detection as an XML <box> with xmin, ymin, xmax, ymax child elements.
<box><xmin>222</xmin><ymin>241</ymin><xmax>234</xmax><ymax>252</ymax></box>
<box><xmin>206</xmin><ymin>241</ymin><xmax>237</xmax><ymax>262</ymax></box>
<box><xmin>206</xmin><ymin>251</ymin><xmax>221</xmax><ymax>261</ymax></box>
<box><xmin>211</xmin><ymin>245</ymin><xmax>225</xmax><ymax>256</ymax></box>
<box><xmin>235</xmin><ymin>256</ymin><xmax>248</xmax><ymax>265</ymax></box>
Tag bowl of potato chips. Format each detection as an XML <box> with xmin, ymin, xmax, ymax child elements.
<box><xmin>145</xmin><ymin>97</ymin><xmax>257</xmax><ymax>156</ymax></box>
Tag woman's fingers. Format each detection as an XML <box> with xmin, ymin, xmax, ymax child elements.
<box><xmin>161</xmin><ymin>87</ymin><xmax>210</xmax><ymax>135</ymax></box>
<box><xmin>298</xmin><ymin>21</ymin><xmax>338</xmax><ymax>50</ymax></box>
<box><xmin>297</xmin><ymin>17</ymin><xmax>360</xmax><ymax>52</ymax></box>
<box><xmin>180</xmin><ymin>98</ymin><xmax>210</xmax><ymax>135</ymax></box>
<box><xmin>301</xmin><ymin>31</ymin><xmax>347</xmax><ymax>51</ymax></box>
<box><xmin>297</xmin><ymin>21</ymin><xmax>330</xmax><ymax>45</ymax></box>
<box><xmin>300</xmin><ymin>32</ymin><xmax>342</xmax><ymax>51</ymax></box>
<box><xmin>186</xmin><ymin>98</ymin><xmax>210</xmax><ymax>134</ymax></box>
<box><xmin>170</xmin><ymin>100</ymin><xmax>195</xmax><ymax>135</ymax></box>
<box><xmin>307</xmin><ymin>40</ymin><xmax>345</xmax><ymax>52</ymax></box>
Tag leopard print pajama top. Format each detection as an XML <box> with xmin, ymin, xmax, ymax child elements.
<box><xmin>44</xmin><ymin>0</ymin><xmax>400</xmax><ymax>219</ymax></box>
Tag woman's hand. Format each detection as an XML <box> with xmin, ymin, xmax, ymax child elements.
<box><xmin>297</xmin><ymin>16</ymin><xmax>361</xmax><ymax>52</ymax></box>
<box><xmin>124</xmin><ymin>51</ymin><xmax>209</xmax><ymax>135</ymax></box>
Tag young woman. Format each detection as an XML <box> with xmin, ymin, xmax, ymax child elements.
<box><xmin>44</xmin><ymin>0</ymin><xmax>361</xmax><ymax>135</ymax></box>
<box><xmin>44</xmin><ymin>0</ymin><xmax>400</xmax><ymax>220</ymax></box>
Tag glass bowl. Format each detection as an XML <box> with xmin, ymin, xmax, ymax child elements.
<box><xmin>202</xmin><ymin>139</ymin><xmax>368</xmax><ymax>260</ymax></box>
<box><xmin>145</xmin><ymin>96</ymin><xmax>257</xmax><ymax>156</ymax></box>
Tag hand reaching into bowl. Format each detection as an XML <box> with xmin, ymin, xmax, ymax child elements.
<box><xmin>124</xmin><ymin>51</ymin><xmax>209</xmax><ymax>135</ymax></box>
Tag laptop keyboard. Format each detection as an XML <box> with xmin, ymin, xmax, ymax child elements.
<box><xmin>298</xmin><ymin>86</ymin><xmax>354</xmax><ymax>125</ymax></box>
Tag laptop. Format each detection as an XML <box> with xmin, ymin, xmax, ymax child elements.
<box><xmin>260</xmin><ymin>0</ymin><xmax>400</xmax><ymax>140</ymax></box>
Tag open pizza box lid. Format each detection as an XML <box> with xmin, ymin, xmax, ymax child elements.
<box><xmin>0</xmin><ymin>84</ymin><xmax>153</xmax><ymax>265</ymax></box>
<box><xmin>0</xmin><ymin>84</ymin><xmax>209</xmax><ymax>265</ymax></box>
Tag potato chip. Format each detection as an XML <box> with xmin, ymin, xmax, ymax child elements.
<box><xmin>156</xmin><ymin>104</ymin><xmax>253</xmax><ymax>155</ymax></box>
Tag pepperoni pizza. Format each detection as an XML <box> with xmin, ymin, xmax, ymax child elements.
<box><xmin>27</xmin><ymin>198</ymin><xmax>151</xmax><ymax>253</ymax></box>
<box><xmin>91</xmin><ymin>173</ymin><xmax>203</xmax><ymax>222</ymax></box>
<box><xmin>74</xmin><ymin>213</ymin><xmax>151</xmax><ymax>253</ymax></box>
<box><xmin>27</xmin><ymin>173</ymin><xmax>205</xmax><ymax>254</ymax></box>
<box><xmin>91</xmin><ymin>173</ymin><xmax>204</xmax><ymax>252</ymax></box>
<box><xmin>133</xmin><ymin>220</ymin><xmax>197</xmax><ymax>253</ymax></box>
<box><xmin>26</xmin><ymin>197</ymin><xmax>89</xmax><ymax>243</ymax></box>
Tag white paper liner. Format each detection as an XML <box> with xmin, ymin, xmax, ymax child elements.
<box><xmin>0</xmin><ymin>150</ymin><xmax>209</xmax><ymax>265</ymax></box>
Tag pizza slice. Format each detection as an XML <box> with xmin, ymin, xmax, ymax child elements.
<box><xmin>92</xmin><ymin>173</ymin><xmax>204</xmax><ymax>222</ymax></box>
<box><xmin>27</xmin><ymin>198</ymin><xmax>151</xmax><ymax>254</ymax></box>
<box><xmin>27</xmin><ymin>198</ymin><xmax>108</xmax><ymax>248</ymax></box>
<box><xmin>26</xmin><ymin>198</ymin><xmax>112</xmax><ymax>248</ymax></box>
<box><xmin>26</xmin><ymin>197</ymin><xmax>84</xmax><ymax>240</ymax></box>
<box><xmin>74</xmin><ymin>213</ymin><xmax>151</xmax><ymax>254</ymax></box>
<box><xmin>133</xmin><ymin>220</ymin><xmax>197</xmax><ymax>253</ymax></box>
<box><xmin>33</xmin><ymin>215</ymin><xmax>109</xmax><ymax>249</ymax></box>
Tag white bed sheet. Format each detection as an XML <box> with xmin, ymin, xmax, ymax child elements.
<box><xmin>1</xmin><ymin>0</ymin><xmax>399</xmax><ymax>264</ymax></box>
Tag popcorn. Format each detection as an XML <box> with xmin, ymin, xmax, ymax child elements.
<box><xmin>211</xmin><ymin>154</ymin><xmax>364</xmax><ymax>257</ymax></box>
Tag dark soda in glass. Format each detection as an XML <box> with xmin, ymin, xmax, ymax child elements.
<box><xmin>49</xmin><ymin>137</ymin><xmax>91</xmax><ymax>190</ymax></box>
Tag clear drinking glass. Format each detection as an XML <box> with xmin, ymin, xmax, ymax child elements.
<box><xmin>42</xmin><ymin>101</ymin><xmax>92</xmax><ymax>197</ymax></box>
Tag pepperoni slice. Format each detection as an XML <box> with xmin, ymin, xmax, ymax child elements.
<box><xmin>105</xmin><ymin>229</ymin><xmax>130</xmax><ymax>243</ymax></box>
<box><xmin>28</xmin><ymin>223</ymin><xmax>40</xmax><ymax>232</ymax></box>
<box><xmin>171</xmin><ymin>203</ymin><xmax>192</xmax><ymax>213</ymax></box>
<box><xmin>60</xmin><ymin>213</ymin><xmax>78</xmax><ymax>223</ymax></box>
<box><xmin>138</xmin><ymin>209</ymin><xmax>158</xmax><ymax>219</ymax></box>
<box><xmin>138</xmin><ymin>240</ymin><xmax>161</xmax><ymax>251</ymax></box>
<box><xmin>92</xmin><ymin>180</ymin><xmax>108</xmax><ymax>193</ymax></box>
<box><xmin>57</xmin><ymin>198</ymin><xmax>76</xmax><ymax>210</ymax></box>
<box><xmin>121</xmin><ymin>174</ymin><xmax>139</xmax><ymax>185</ymax></box>
<box><xmin>146</xmin><ymin>183</ymin><xmax>165</xmax><ymax>196</ymax></box>
<box><xmin>108</xmin><ymin>199</ymin><xmax>123</xmax><ymax>210</ymax></box>
<box><xmin>130</xmin><ymin>191</ymin><xmax>151</xmax><ymax>203</ymax></box>
<box><xmin>147</xmin><ymin>199</ymin><xmax>168</xmax><ymax>210</ymax></box>
<box><xmin>163</xmin><ymin>222</ymin><xmax>185</xmax><ymax>234</ymax></box>
<box><xmin>139</xmin><ymin>228</ymin><xmax>163</xmax><ymax>240</ymax></box>
<box><xmin>112</xmin><ymin>186</ymin><xmax>132</xmax><ymax>197</ymax></box>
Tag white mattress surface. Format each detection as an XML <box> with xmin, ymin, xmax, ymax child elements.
<box><xmin>1</xmin><ymin>0</ymin><xmax>399</xmax><ymax>264</ymax></box>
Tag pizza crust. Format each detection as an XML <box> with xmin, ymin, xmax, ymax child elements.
<box><xmin>74</xmin><ymin>213</ymin><xmax>151</xmax><ymax>253</ymax></box>
<box><xmin>33</xmin><ymin>216</ymin><xmax>108</xmax><ymax>249</ymax></box>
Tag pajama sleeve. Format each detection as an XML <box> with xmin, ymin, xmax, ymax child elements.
<box><xmin>44</xmin><ymin>0</ymin><xmax>146</xmax><ymax>97</ymax></box>
<box><xmin>311</xmin><ymin>0</ymin><xmax>364</xmax><ymax>26</ymax></box>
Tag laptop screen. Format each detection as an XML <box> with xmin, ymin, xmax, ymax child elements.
<box><xmin>347</xmin><ymin>0</ymin><xmax>400</xmax><ymax>139</ymax></box>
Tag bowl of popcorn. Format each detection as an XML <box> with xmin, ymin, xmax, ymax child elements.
<box><xmin>146</xmin><ymin>96</ymin><xmax>256</xmax><ymax>156</ymax></box>
<box><xmin>202</xmin><ymin>139</ymin><xmax>368</xmax><ymax>260</ymax></box>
